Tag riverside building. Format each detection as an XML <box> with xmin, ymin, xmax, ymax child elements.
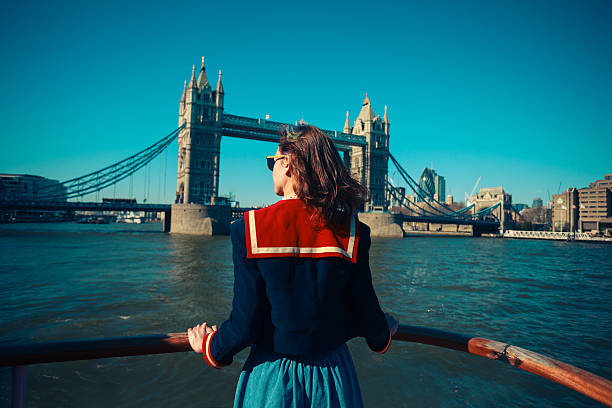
<box><xmin>0</xmin><ymin>174</ymin><xmax>66</xmax><ymax>202</ymax></box>
<box><xmin>551</xmin><ymin>188</ymin><xmax>578</xmax><ymax>232</ymax></box>
<box><xmin>577</xmin><ymin>174</ymin><xmax>612</xmax><ymax>232</ymax></box>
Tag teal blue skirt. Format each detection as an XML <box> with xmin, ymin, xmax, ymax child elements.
<box><xmin>233</xmin><ymin>343</ymin><xmax>364</xmax><ymax>408</ymax></box>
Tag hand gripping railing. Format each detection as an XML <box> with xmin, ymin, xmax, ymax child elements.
<box><xmin>1</xmin><ymin>326</ymin><xmax>611</xmax><ymax>407</ymax></box>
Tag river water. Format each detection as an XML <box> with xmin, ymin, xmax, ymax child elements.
<box><xmin>0</xmin><ymin>222</ymin><xmax>610</xmax><ymax>407</ymax></box>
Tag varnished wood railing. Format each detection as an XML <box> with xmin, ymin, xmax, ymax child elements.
<box><xmin>394</xmin><ymin>325</ymin><xmax>612</xmax><ymax>407</ymax></box>
<box><xmin>0</xmin><ymin>333</ymin><xmax>191</xmax><ymax>366</ymax></box>
<box><xmin>1</xmin><ymin>325</ymin><xmax>610</xmax><ymax>407</ymax></box>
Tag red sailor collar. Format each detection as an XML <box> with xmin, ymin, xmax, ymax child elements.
<box><xmin>245</xmin><ymin>199</ymin><xmax>359</xmax><ymax>263</ymax></box>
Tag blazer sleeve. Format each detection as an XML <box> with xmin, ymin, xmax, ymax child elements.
<box><xmin>349</xmin><ymin>222</ymin><xmax>392</xmax><ymax>353</ymax></box>
<box><xmin>203</xmin><ymin>218</ymin><xmax>266</xmax><ymax>368</ymax></box>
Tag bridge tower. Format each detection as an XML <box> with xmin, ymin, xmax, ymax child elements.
<box><xmin>345</xmin><ymin>95</ymin><xmax>390</xmax><ymax>209</ymax></box>
<box><xmin>176</xmin><ymin>58</ymin><xmax>224</xmax><ymax>204</ymax></box>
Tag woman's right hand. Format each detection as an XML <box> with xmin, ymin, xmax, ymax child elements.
<box><xmin>384</xmin><ymin>312</ymin><xmax>399</xmax><ymax>337</ymax></box>
<box><xmin>187</xmin><ymin>322</ymin><xmax>217</xmax><ymax>354</ymax></box>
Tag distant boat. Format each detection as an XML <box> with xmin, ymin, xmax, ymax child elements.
<box><xmin>77</xmin><ymin>217</ymin><xmax>110</xmax><ymax>224</ymax></box>
<box><xmin>124</xmin><ymin>216</ymin><xmax>143</xmax><ymax>224</ymax></box>
<box><xmin>117</xmin><ymin>212</ymin><xmax>144</xmax><ymax>224</ymax></box>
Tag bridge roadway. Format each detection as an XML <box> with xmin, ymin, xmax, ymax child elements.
<box><xmin>0</xmin><ymin>200</ymin><xmax>257</xmax><ymax>224</ymax></box>
<box><xmin>20</xmin><ymin>198</ymin><xmax>488</xmax><ymax>227</ymax></box>
<box><xmin>221</xmin><ymin>114</ymin><xmax>367</xmax><ymax>150</ymax></box>
<box><xmin>0</xmin><ymin>200</ymin><xmax>171</xmax><ymax>213</ymax></box>
<box><xmin>2</xmin><ymin>200</ymin><xmax>499</xmax><ymax>230</ymax></box>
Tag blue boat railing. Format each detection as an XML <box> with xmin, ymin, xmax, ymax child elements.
<box><xmin>1</xmin><ymin>325</ymin><xmax>611</xmax><ymax>407</ymax></box>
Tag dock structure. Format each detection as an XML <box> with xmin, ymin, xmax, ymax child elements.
<box><xmin>504</xmin><ymin>230</ymin><xmax>612</xmax><ymax>242</ymax></box>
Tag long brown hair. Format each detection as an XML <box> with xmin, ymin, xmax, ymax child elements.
<box><xmin>279</xmin><ymin>124</ymin><xmax>369</xmax><ymax>230</ymax></box>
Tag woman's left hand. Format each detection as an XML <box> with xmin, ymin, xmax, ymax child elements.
<box><xmin>187</xmin><ymin>322</ymin><xmax>217</xmax><ymax>354</ymax></box>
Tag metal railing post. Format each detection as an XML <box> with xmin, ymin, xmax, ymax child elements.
<box><xmin>11</xmin><ymin>365</ymin><xmax>27</xmax><ymax>408</ymax></box>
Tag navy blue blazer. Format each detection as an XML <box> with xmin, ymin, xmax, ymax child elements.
<box><xmin>203</xmin><ymin>215</ymin><xmax>391</xmax><ymax>367</ymax></box>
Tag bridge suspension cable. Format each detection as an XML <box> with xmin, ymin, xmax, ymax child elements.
<box><xmin>38</xmin><ymin>125</ymin><xmax>184</xmax><ymax>201</ymax></box>
<box><xmin>387</xmin><ymin>153</ymin><xmax>501</xmax><ymax>220</ymax></box>
<box><xmin>388</xmin><ymin>153</ymin><xmax>456</xmax><ymax>216</ymax></box>
<box><xmin>386</xmin><ymin>182</ymin><xmax>452</xmax><ymax>218</ymax></box>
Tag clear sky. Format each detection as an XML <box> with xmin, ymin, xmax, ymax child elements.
<box><xmin>1</xmin><ymin>0</ymin><xmax>610</xmax><ymax>207</ymax></box>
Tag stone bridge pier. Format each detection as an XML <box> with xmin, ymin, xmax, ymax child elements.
<box><xmin>170</xmin><ymin>204</ymin><xmax>231</xmax><ymax>235</ymax></box>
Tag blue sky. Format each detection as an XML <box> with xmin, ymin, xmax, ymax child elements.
<box><xmin>1</xmin><ymin>0</ymin><xmax>610</xmax><ymax>206</ymax></box>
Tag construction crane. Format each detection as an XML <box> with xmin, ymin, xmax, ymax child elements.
<box><xmin>465</xmin><ymin>176</ymin><xmax>482</xmax><ymax>206</ymax></box>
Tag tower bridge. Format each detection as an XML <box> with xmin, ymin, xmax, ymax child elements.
<box><xmin>171</xmin><ymin>58</ymin><xmax>504</xmax><ymax>235</ymax></box>
<box><xmin>175</xmin><ymin>58</ymin><xmax>388</xmax><ymax>209</ymax></box>
<box><xmin>1</xmin><ymin>57</ymin><xmax>506</xmax><ymax>236</ymax></box>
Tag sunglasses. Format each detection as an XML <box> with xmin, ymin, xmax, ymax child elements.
<box><xmin>266</xmin><ymin>155</ymin><xmax>286</xmax><ymax>171</ymax></box>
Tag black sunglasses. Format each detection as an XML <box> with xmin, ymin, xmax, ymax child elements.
<box><xmin>266</xmin><ymin>155</ymin><xmax>286</xmax><ymax>171</ymax></box>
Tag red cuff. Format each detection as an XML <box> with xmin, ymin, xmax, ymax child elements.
<box><xmin>375</xmin><ymin>330</ymin><xmax>392</xmax><ymax>354</ymax></box>
<box><xmin>201</xmin><ymin>330</ymin><xmax>224</xmax><ymax>368</ymax></box>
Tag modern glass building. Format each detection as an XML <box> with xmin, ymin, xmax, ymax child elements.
<box><xmin>417</xmin><ymin>168</ymin><xmax>445</xmax><ymax>202</ymax></box>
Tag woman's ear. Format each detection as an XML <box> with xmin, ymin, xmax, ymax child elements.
<box><xmin>283</xmin><ymin>156</ymin><xmax>292</xmax><ymax>177</ymax></box>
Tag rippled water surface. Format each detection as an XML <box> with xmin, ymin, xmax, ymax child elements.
<box><xmin>0</xmin><ymin>222</ymin><xmax>610</xmax><ymax>407</ymax></box>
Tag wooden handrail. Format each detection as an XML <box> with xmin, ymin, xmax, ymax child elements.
<box><xmin>0</xmin><ymin>325</ymin><xmax>610</xmax><ymax>406</ymax></box>
<box><xmin>0</xmin><ymin>333</ymin><xmax>190</xmax><ymax>366</ymax></box>
<box><xmin>395</xmin><ymin>325</ymin><xmax>612</xmax><ymax>407</ymax></box>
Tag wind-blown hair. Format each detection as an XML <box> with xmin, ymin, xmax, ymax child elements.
<box><xmin>279</xmin><ymin>124</ymin><xmax>369</xmax><ymax>230</ymax></box>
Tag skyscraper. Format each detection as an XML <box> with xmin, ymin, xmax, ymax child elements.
<box><xmin>417</xmin><ymin>167</ymin><xmax>445</xmax><ymax>202</ymax></box>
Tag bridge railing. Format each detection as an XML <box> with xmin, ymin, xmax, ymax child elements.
<box><xmin>320</xmin><ymin>130</ymin><xmax>367</xmax><ymax>146</ymax></box>
<box><xmin>223</xmin><ymin>114</ymin><xmax>287</xmax><ymax>131</ymax></box>
<box><xmin>1</xmin><ymin>325</ymin><xmax>610</xmax><ymax>407</ymax></box>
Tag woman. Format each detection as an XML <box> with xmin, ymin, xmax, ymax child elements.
<box><xmin>188</xmin><ymin>124</ymin><xmax>398</xmax><ymax>407</ymax></box>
